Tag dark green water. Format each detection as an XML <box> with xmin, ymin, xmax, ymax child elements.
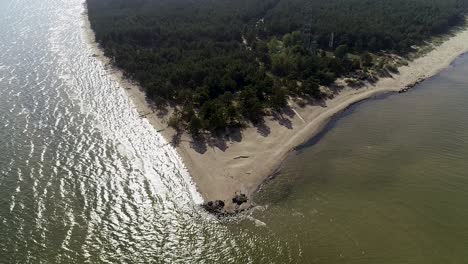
<box><xmin>251</xmin><ymin>54</ymin><xmax>468</xmax><ymax>263</ymax></box>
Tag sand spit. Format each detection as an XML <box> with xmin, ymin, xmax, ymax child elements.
<box><xmin>83</xmin><ymin>12</ymin><xmax>468</xmax><ymax>213</ymax></box>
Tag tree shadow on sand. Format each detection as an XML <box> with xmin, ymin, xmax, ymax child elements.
<box><xmin>189</xmin><ymin>135</ymin><xmax>208</xmax><ymax>154</ymax></box>
<box><xmin>170</xmin><ymin>130</ymin><xmax>183</xmax><ymax>147</ymax></box>
<box><xmin>167</xmin><ymin>94</ymin><xmax>344</xmax><ymax>154</ymax></box>
<box><xmin>185</xmin><ymin>127</ymin><xmax>244</xmax><ymax>154</ymax></box>
<box><xmin>272</xmin><ymin>112</ymin><xmax>293</xmax><ymax>129</ymax></box>
<box><xmin>254</xmin><ymin>119</ymin><xmax>271</xmax><ymax>137</ymax></box>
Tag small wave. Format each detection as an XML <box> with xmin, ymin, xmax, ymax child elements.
<box><xmin>247</xmin><ymin>216</ymin><xmax>267</xmax><ymax>227</ymax></box>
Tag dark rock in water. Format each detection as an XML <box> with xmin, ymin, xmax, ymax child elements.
<box><xmin>202</xmin><ymin>200</ymin><xmax>225</xmax><ymax>214</ymax></box>
<box><xmin>202</xmin><ymin>196</ymin><xmax>254</xmax><ymax>217</ymax></box>
<box><xmin>232</xmin><ymin>193</ymin><xmax>248</xmax><ymax>206</ymax></box>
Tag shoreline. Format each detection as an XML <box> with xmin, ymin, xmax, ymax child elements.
<box><xmin>83</xmin><ymin>11</ymin><xmax>468</xmax><ymax>213</ymax></box>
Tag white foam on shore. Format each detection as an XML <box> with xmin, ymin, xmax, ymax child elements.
<box><xmin>51</xmin><ymin>1</ymin><xmax>204</xmax><ymax>206</ymax></box>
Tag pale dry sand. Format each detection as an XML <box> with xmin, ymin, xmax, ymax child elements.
<box><xmin>83</xmin><ymin>12</ymin><xmax>468</xmax><ymax>212</ymax></box>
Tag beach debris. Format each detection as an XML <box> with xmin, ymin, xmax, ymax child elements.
<box><xmin>234</xmin><ymin>155</ymin><xmax>250</xmax><ymax>160</ymax></box>
<box><xmin>232</xmin><ymin>193</ymin><xmax>248</xmax><ymax>206</ymax></box>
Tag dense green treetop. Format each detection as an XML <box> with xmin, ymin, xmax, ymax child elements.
<box><xmin>87</xmin><ymin>0</ymin><xmax>467</xmax><ymax>134</ymax></box>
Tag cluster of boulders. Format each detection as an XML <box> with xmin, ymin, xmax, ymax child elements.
<box><xmin>232</xmin><ymin>193</ymin><xmax>248</xmax><ymax>205</ymax></box>
<box><xmin>201</xmin><ymin>200</ymin><xmax>225</xmax><ymax>215</ymax></box>
<box><xmin>399</xmin><ymin>77</ymin><xmax>425</xmax><ymax>93</ymax></box>
<box><xmin>201</xmin><ymin>192</ymin><xmax>250</xmax><ymax>217</ymax></box>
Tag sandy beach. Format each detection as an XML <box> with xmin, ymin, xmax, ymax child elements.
<box><xmin>83</xmin><ymin>12</ymin><xmax>468</xmax><ymax>212</ymax></box>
